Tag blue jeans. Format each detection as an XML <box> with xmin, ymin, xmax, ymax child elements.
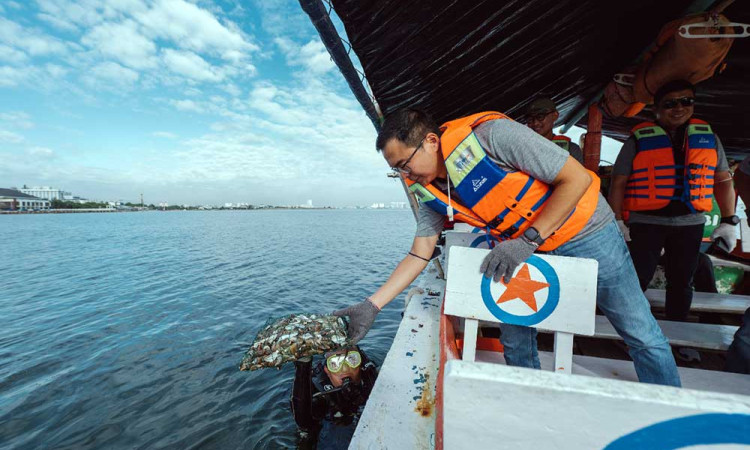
<box><xmin>498</xmin><ymin>220</ymin><xmax>681</xmax><ymax>387</ymax></box>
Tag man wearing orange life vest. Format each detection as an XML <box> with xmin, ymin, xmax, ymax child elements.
<box><xmin>525</xmin><ymin>96</ymin><xmax>584</xmax><ymax>165</ymax></box>
<box><xmin>608</xmin><ymin>80</ymin><xmax>737</xmax><ymax>322</ymax></box>
<box><xmin>334</xmin><ymin>108</ymin><xmax>680</xmax><ymax>387</ymax></box>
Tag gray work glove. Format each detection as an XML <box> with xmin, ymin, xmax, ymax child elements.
<box><xmin>333</xmin><ymin>298</ymin><xmax>380</xmax><ymax>345</ymax></box>
<box><xmin>479</xmin><ymin>237</ymin><xmax>536</xmax><ymax>283</ymax></box>
<box><xmin>616</xmin><ymin>219</ymin><xmax>631</xmax><ymax>242</ymax></box>
<box><xmin>711</xmin><ymin>223</ymin><xmax>737</xmax><ymax>253</ymax></box>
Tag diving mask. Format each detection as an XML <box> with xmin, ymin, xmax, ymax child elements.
<box><xmin>325</xmin><ymin>350</ymin><xmax>362</xmax><ymax>373</ymax></box>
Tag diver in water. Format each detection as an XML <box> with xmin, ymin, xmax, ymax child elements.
<box><xmin>290</xmin><ymin>347</ymin><xmax>378</xmax><ymax>449</ymax></box>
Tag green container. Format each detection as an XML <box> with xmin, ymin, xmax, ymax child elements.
<box><xmin>714</xmin><ymin>265</ymin><xmax>744</xmax><ymax>294</ymax></box>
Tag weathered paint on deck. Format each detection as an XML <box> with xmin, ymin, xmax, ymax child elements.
<box><xmin>349</xmin><ymin>266</ymin><xmax>443</xmax><ymax>449</ymax></box>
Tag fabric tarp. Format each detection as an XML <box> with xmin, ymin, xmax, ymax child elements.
<box><xmin>329</xmin><ymin>0</ymin><xmax>750</xmax><ymax>157</ymax></box>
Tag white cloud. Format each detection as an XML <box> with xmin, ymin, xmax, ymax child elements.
<box><xmin>0</xmin><ymin>17</ymin><xmax>68</xmax><ymax>57</ymax></box>
<box><xmin>27</xmin><ymin>146</ymin><xmax>55</xmax><ymax>157</ymax></box>
<box><xmin>81</xmin><ymin>20</ymin><xmax>158</xmax><ymax>70</ymax></box>
<box><xmin>0</xmin><ymin>112</ymin><xmax>34</xmax><ymax>129</ymax></box>
<box><xmin>152</xmin><ymin>131</ymin><xmax>177</xmax><ymax>139</ymax></box>
<box><xmin>0</xmin><ymin>65</ymin><xmax>24</xmax><ymax>86</ymax></box>
<box><xmin>296</xmin><ymin>40</ymin><xmax>334</xmax><ymax>74</ymax></box>
<box><xmin>0</xmin><ymin>129</ymin><xmax>25</xmax><ymax>144</ymax></box>
<box><xmin>0</xmin><ymin>63</ymin><xmax>71</xmax><ymax>90</ymax></box>
<box><xmin>171</xmin><ymin>99</ymin><xmax>204</xmax><ymax>113</ymax></box>
<box><xmin>0</xmin><ymin>44</ymin><xmax>28</xmax><ymax>64</ymax></box>
<box><xmin>36</xmin><ymin>13</ymin><xmax>80</xmax><ymax>33</ymax></box>
<box><xmin>134</xmin><ymin>0</ymin><xmax>258</xmax><ymax>59</ymax></box>
<box><xmin>222</xmin><ymin>83</ymin><xmax>241</xmax><ymax>97</ymax></box>
<box><xmin>162</xmin><ymin>49</ymin><xmax>222</xmax><ymax>82</ymax></box>
<box><xmin>84</xmin><ymin>61</ymin><xmax>140</xmax><ymax>88</ymax></box>
<box><xmin>35</xmin><ymin>0</ymin><xmax>149</xmax><ymax>29</ymax></box>
<box><xmin>275</xmin><ymin>38</ymin><xmax>334</xmax><ymax>75</ymax></box>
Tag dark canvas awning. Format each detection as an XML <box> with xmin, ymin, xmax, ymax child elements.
<box><xmin>327</xmin><ymin>0</ymin><xmax>750</xmax><ymax>156</ymax></box>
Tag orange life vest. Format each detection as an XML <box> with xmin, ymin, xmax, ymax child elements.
<box><xmin>624</xmin><ymin>119</ymin><xmax>717</xmax><ymax>213</ymax></box>
<box><xmin>551</xmin><ymin>135</ymin><xmax>571</xmax><ymax>152</ymax></box>
<box><xmin>406</xmin><ymin>112</ymin><xmax>601</xmax><ymax>251</ymax></box>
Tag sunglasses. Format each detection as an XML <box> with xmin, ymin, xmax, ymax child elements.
<box><xmin>660</xmin><ymin>97</ymin><xmax>695</xmax><ymax>109</ymax></box>
<box><xmin>325</xmin><ymin>350</ymin><xmax>362</xmax><ymax>373</ymax></box>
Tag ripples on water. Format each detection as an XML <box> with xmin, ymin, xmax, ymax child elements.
<box><xmin>0</xmin><ymin>210</ymin><xmax>416</xmax><ymax>449</ymax></box>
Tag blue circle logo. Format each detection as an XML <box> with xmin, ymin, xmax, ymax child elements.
<box><xmin>480</xmin><ymin>255</ymin><xmax>559</xmax><ymax>326</ymax></box>
<box><xmin>470</xmin><ymin>235</ymin><xmax>497</xmax><ymax>249</ymax></box>
<box><xmin>605</xmin><ymin>413</ymin><xmax>750</xmax><ymax>449</ymax></box>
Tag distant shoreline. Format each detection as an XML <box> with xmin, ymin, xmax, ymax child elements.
<box><xmin>0</xmin><ymin>207</ymin><xmax>405</xmax><ymax>215</ymax></box>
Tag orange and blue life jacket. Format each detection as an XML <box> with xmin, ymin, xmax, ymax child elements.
<box><xmin>405</xmin><ymin>112</ymin><xmax>600</xmax><ymax>251</ymax></box>
<box><xmin>624</xmin><ymin>119</ymin><xmax>717</xmax><ymax>214</ymax></box>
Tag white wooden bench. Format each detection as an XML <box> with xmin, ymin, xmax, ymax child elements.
<box><xmin>475</xmin><ymin>349</ymin><xmax>750</xmax><ymax>396</ymax></box>
<box><xmin>445</xmin><ymin>246</ymin><xmax>598</xmax><ymax>374</ymax></box>
<box><xmin>645</xmin><ymin>289</ymin><xmax>750</xmax><ymax>314</ymax></box>
<box><xmin>594</xmin><ymin>315</ymin><xmax>738</xmax><ymax>351</ymax></box>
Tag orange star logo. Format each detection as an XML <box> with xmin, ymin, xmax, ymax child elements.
<box><xmin>495</xmin><ymin>264</ymin><xmax>550</xmax><ymax>312</ymax></box>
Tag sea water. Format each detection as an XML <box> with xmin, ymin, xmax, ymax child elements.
<box><xmin>0</xmin><ymin>209</ymin><xmax>415</xmax><ymax>449</ymax></box>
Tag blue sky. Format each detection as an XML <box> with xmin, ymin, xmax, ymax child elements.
<box><xmin>0</xmin><ymin>0</ymin><xmax>622</xmax><ymax>207</ymax></box>
<box><xmin>0</xmin><ymin>0</ymin><xmax>399</xmax><ymax>206</ymax></box>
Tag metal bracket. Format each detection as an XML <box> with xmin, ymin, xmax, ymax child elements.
<box><xmin>678</xmin><ymin>21</ymin><xmax>750</xmax><ymax>38</ymax></box>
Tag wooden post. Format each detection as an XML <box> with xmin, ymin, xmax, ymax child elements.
<box><xmin>583</xmin><ymin>103</ymin><xmax>602</xmax><ymax>172</ymax></box>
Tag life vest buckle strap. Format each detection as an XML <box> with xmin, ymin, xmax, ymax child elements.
<box><xmin>499</xmin><ymin>225</ymin><xmax>519</xmax><ymax>239</ymax></box>
<box><xmin>488</xmin><ymin>217</ymin><xmax>503</xmax><ymax>229</ymax></box>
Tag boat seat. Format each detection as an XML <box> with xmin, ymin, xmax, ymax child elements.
<box><xmin>475</xmin><ymin>349</ymin><xmax>750</xmax><ymax>396</ymax></box>
<box><xmin>445</xmin><ymin>246</ymin><xmax>598</xmax><ymax>374</ymax></box>
<box><xmin>594</xmin><ymin>315</ymin><xmax>738</xmax><ymax>351</ymax></box>
<box><xmin>645</xmin><ymin>289</ymin><xmax>750</xmax><ymax>314</ymax></box>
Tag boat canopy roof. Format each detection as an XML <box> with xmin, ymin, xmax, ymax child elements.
<box><xmin>328</xmin><ymin>0</ymin><xmax>750</xmax><ymax>157</ymax></box>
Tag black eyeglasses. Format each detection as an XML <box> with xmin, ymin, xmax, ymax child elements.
<box><xmin>526</xmin><ymin>111</ymin><xmax>553</xmax><ymax>123</ymax></box>
<box><xmin>392</xmin><ymin>137</ymin><xmax>426</xmax><ymax>174</ymax></box>
<box><xmin>660</xmin><ymin>97</ymin><xmax>695</xmax><ymax>109</ymax></box>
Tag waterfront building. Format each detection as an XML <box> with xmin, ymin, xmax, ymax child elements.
<box><xmin>0</xmin><ymin>188</ymin><xmax>51</xmax><ymax>211</ymax></box>
<box><xmin>17</xmin><ymin>186</ymin><xmax>70</xmax><ymax>201</ymax></box>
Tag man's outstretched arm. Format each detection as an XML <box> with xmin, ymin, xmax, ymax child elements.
<box><xmin>370</xmin><ymin>234</ymin><xmax>439</xmax><ymax>309</ymax></box>
<box><xmin>334</xmin><ymin>234</ymin><xmax>439</xmax><ymax>343</ymax></box>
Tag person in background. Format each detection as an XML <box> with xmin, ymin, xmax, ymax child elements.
<box><xmin>608</xmin><ymin>80</ymin><xmax>737</xmax><ymax>326</ymax></box>
<box><xmin>525</xmin><ymin>96</ymin><xmax>584</xmax><ymax>165</ymax></box>
<box><xmin>724</xmin><ymin>157</ymin><xmax>750</xmax><ymax>374</ymax></box>
<box><xmin>334</xmin><ymin>108</ymin><xmax>680</xmax><ymax>387</ymax></box>
<box><xmin>290</xmin><ymin>347</ymin><xmax>377</xmax><ymax>449</ymax></box>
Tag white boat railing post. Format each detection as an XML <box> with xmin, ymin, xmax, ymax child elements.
<box><xmin>553</xmin><ymin>331</ymin><xmax>574</xmax><ymax>374</ymax></box>
<box><xmin>462</xmin><ymin>319</ymin><xmax>479</xmax><ymax>362</ymax></box>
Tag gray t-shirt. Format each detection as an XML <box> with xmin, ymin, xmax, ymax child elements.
<box><xmin>612</xmin><ymin>133</ymin><xmax>728</xmax><ymax>226</ymax></box>
<box><xmin>416</xmin><ymin>120</ymin><xmax>614</xmax><ymax>239</ymax></box>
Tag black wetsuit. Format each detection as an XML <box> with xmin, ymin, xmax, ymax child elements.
<box><xmin>290</xmin><ymin>350</ymin><xmax>377</xmax><ymax>449</ymax></box>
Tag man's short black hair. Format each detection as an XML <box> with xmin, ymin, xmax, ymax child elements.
<box><xmin>654</xmin><ymin>80</ymin><xmax>696</xmax><ymax>106</ymax></box>
<box><xmin>375</xmin><ymin>108</ymin><xmax>439</xmax><ymax>152</ymax></box>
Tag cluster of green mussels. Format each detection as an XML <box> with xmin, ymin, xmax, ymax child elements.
<box><xmin>240</xmin><ymin>313</ymin><xmax>348</xmax><ymax>371</ymax></box>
